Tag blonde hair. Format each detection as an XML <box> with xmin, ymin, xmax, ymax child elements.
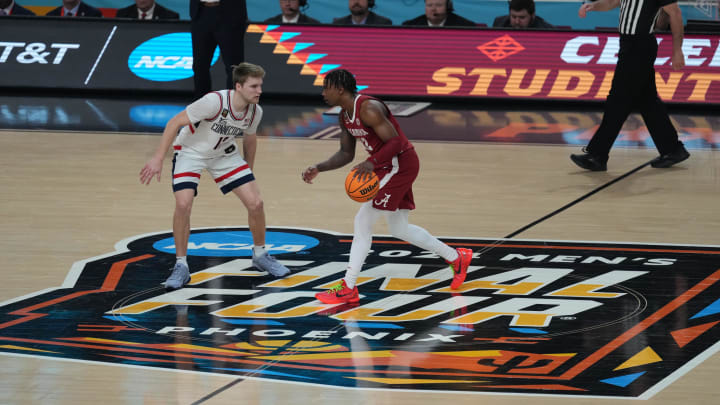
<box><xmin>231</xmin><ymin>62</ymin><xmax>266</xmax><ymax>86</ymax></box>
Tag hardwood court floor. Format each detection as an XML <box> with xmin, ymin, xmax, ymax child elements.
<box><xmin>0</xmin><ymin>130</ymin><xmax>719</xmax><ymax>404</ymax></box>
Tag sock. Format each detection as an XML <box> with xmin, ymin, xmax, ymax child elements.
<box><xmin>253</xmin><ymin>245</ymin><xmax>266</xmax><ymax>257</ymax></box>
<box><xmin>344</xmin><ymin>271</ymin><xmax>358</xmax><ymax>289</ymax></box>
<box><xmin>176</xmin><ymin>256</ymin><xmax>188</xmax><ymax>266</ymax></box>
<box><xmin>346</xmin><ymin>203</ymin><xmax>383</xmax><ymax>289</ymax></box>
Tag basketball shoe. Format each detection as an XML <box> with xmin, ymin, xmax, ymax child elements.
<box><xmin>448</xmin><ymin>248</ymin><xmax>473</xmax><ymax>290</ymax></box>
<box><xmin>252</xmin><ymin>252</ymin><xmax>291</xmax><ymax>277</ymax></box>
<box><xmin>165</xmin><ymin>262</ymin><xmax>190</xmax><ymax>291</ymax></box>
<box><xmin>315</xmin><ymin>280</ymin><xmax>359</xmax><ymax>304</ymax></box>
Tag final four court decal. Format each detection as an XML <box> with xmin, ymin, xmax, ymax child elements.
<box><xmin>2</xmin><ymin>227</ymin><xmax>720</xmax><ymax>399</ymax></box>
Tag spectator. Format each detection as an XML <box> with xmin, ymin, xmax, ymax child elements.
<box><xmin>264</xmin><ymin>0</ymin><xmax>320</xmax><ymax>24</ymax></box>
<box><xmin>333</xmin><ymin>0</ymin><xmax>392</xmax><ymax>26</ymax></box>
<box><xmin>402</xmin><ymin>0</ymin><xmax>475</xmax><ymax>27</ymax></box>
<box><xmin>492</xmin><ymin>0</ymin><xmax>553</xmax><ymax>29</ymax></box>
<box><xmin>116</xmin><ymin>0</ymin><xmax>179</xmax><ymax>20</ymax></box>
<box><xmin>190</xmin><ymin>0</ymin><xmax>247</xmax><ymax>98</ymax></box>
<box><xmin>0</xmin><ymin>0</ymin><xmax>35</xmax><ymax>15</ymax></box>
<box><xmin>46</xmin><ymin>0</ymin><xmax>102</xmax><ymax>17</ymax></box>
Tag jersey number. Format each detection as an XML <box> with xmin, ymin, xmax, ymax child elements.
<box><xmin>213</xmin><ymin>137</ymin><xmax>231</xmax><ymax>150</ymax></box>
<box><xmin>358</xmin><ymin>136</ymin><xmax>373</xmax><ymax>152</ymax></box>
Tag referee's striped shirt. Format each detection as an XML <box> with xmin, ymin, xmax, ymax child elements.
<box><xmin>619</xmin><ymin>0</ymin><xmax>677</xmax><ymax>34</ymax></box>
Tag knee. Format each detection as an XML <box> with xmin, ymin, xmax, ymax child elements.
<box><xmin>353</xmin><ymin>210</ymin><xmax>362</xmax><ymax>226</ymax></box>
<box><xmin>246</xmin><ymin>197</ymin><xmax>264</xmax><ymax>214</ymax></box>
<box><xmin>353</xmin><ymin>209</ymin><xmax>375</xmax><ymax>234</ymax></box>
<box><xmin>388</xmin><ymin>221</ymin><xmax>409</xmax><ymax>240</ymax></box>
<box><xmin>354</xmin><ymin>209</ymin><xmax>368</xmax><ymax>229</ymax></box>
<box><xmin>175</xmin><ymin>199</ymin><xmax>193</xmax><ymax>217</ymax></box>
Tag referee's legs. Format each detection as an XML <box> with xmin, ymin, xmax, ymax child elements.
<box><xmin>586</xmin><ymin>56</ymin><xmax>636</xmax><ymax>159</ymax></box>
<box><xmin>191</xmin><ymin>11</ymin><xmax>217</xmax><ymax>98</ymax></box>
<box><xmin>216</xmin><ymin>26</ymin><xmax>245</xmax><ymax>91</ymax></box>
<box><xmin>638</xmin><ymin>76</ymin><xmax>683</xmax><ymax>155</ymax></box>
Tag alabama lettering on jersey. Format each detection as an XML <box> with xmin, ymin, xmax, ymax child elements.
<box><xmin>342</xmin><ymin>95</ymin><xmax>412</xmax><ymax>166</ymax></box>
<box><xmin>174</xmin><ymin>90</ymin><xmax>263</xmax><ymax>158</ymax></box>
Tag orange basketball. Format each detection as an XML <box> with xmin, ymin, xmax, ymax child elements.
<box><xmin>345</xmin><ymin>169</ymin><xmax>379</xmax><ymax>202</ymax></box>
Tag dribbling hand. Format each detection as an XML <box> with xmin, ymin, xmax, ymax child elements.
<box><xmin>352</xmin><ymin>160</ymin><xmax>375</xmax><ymax>182</ymax></box>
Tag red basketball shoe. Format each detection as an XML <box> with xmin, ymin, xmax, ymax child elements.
<box><xmin>315</xmin><ymin>279</ymin><xmax>359</xmax><ymax>304</ymax></box>
<box><xmin>448</xmin><ymin>248</ymin><xmax>473</xmax><ymax>290</ymax></box>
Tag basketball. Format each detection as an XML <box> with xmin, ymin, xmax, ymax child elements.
<box><xmin>345</xmin><ymin>169</ymin><xmax>379</xmax><ymax>202</ymax></box>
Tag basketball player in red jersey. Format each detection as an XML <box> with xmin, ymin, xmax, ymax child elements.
<box><xmin>301</xmin><ymin>69</ymin><xmax>473</xmax><ymax>304</ymax></box>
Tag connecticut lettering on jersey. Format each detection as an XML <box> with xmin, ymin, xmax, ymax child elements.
<box><xmin>173</xmin><ymin>90</ymin><xmax>262</xmax><ymax>158</ymax></box>
<box><xmin>211</xmin><ymin>118</ymin><xmax>245</xmax><ymax>136</ymax></box>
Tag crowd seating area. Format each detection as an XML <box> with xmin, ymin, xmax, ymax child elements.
<box><xmin>12</xmin><ymin>0</ymin><xmax>715</xmax><ymax>31</ymax></box>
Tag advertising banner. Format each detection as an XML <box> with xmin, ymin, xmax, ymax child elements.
<box><xmin>2</xmin><ymin>18</ymin><xmax>719</xmax><ymax>104</ymax></box>
<box><xmin>0</xmin><ymin>18</ymin><xmax>225</xmax><ymax>92</ymax></box>
<box><xmin>247</xmin><ymin>24</ymin><xmax>720</xmax><ymax>104</ymax></box>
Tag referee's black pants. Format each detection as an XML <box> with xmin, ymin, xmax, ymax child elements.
<box><xmin>191</xmin><ymin>5</ymin><xmax>245</xmax><ymax>98</ymax></box>
<box><xmin>587</xmin><ymin>34</ymin><xmax>682</xmax><ymax>159</ymax></box>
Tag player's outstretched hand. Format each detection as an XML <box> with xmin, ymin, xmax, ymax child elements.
<box><xmin>140</xmin><ymin>157</ymin><xmax>162</xmax><ymax>185</ymax></box>
<box><xmin>302</xmin><ymin>165</ymin><xmax>319</xmax><ymax>184</ymax></box>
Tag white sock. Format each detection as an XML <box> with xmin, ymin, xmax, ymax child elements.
<box><xmin>176</xmin><ymin>256</ymin><xmax>188</xmax><ymax>266</ymax></box>
<box><xmin>385</xmin><ymin>209</ymin><xmax>457</xmax><ymax>262</ymax></box>
<box><xmin>343</xmin><ymin>273</ymin><xmax>357</xmax><ymax>289</ymax></box>
<box><xmin>346</xmin><ymin>203</ymin><xmax>383</xmax><ymax>288</ymax></box>
<box><xmin>253</xmin><ymin>245</ymin><xmax>266</xmax><ymax>257</ymax></box>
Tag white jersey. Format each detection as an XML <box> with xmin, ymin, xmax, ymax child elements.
<box><xmin>173</xmin><ymin>89</ymin><xmax>262</xmax><ymax>158</ymax></box>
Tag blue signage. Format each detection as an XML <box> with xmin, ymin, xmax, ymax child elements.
<box><xmin>127</xmin><ymin>33</ymin><xmax>219</xmax><ymax>82</ymax></box>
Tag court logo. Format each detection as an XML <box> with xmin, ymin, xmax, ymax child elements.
<box><xmin>1</xmin><ymin>227</ymin><xmax>720</xmax><ymax>399</ymax></box>
<box><xmin>152</xmin><ymin>230</ymin><xmax>319</xmax><ymax>257</ymax></box>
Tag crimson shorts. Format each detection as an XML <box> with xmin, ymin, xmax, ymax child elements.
<box><xmin>371</xmin><ymin>148</ymin><xmax>418</xmax><ymax>211</ymax></box>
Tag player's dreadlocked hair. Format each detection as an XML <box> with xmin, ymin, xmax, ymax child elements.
<box><xmin>323</xmin><ymin>69</ymin><xmax>357</xmax><ymax>95</ymax></box>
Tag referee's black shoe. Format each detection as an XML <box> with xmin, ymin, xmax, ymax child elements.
<box><xmin>650</xmin><ymin>145</ymin><xmax>690</xmax><ymax>168</ymax></box>
<box><xmin>570</xmin><ymin>149</ymin><xmax>607</xmax><ymax>171</ymax></box>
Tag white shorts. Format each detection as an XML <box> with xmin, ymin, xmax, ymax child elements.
<box><xmin>171</xmin><ymin>147</ymin><xmax>255</xmax><ymax>195</ymax></box>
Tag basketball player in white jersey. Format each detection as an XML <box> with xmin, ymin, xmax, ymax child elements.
<box><xmin>140</xmin><ymin>62</ymin><xmax>290</xmax><ymax>290</ymax></box>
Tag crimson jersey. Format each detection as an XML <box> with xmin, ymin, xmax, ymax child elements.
<box><xmin>341</xmin><ymin>95</ymin><xmax>413</xmax><ymax>168</ymax></box>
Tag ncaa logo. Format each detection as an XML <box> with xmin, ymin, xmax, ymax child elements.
<box><xmin>152</xmin><ymin>229</ymin><xmax>320</xmax><ymax>257</ymax></box>
<box><xmin>127</xmin><ymin>33</ymin><xmax>220</xmax><ymax>82</ymax></box>
<box><xmin>2</xmin><ymin>227</ymin><xmax>720</xmax><ymax>399</ymax></box>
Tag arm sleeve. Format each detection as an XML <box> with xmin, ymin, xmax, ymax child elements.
<box><xmin>367</xmin><ymin>135</ymin><xmax>402</xmax><ymax>166</ymax></box>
